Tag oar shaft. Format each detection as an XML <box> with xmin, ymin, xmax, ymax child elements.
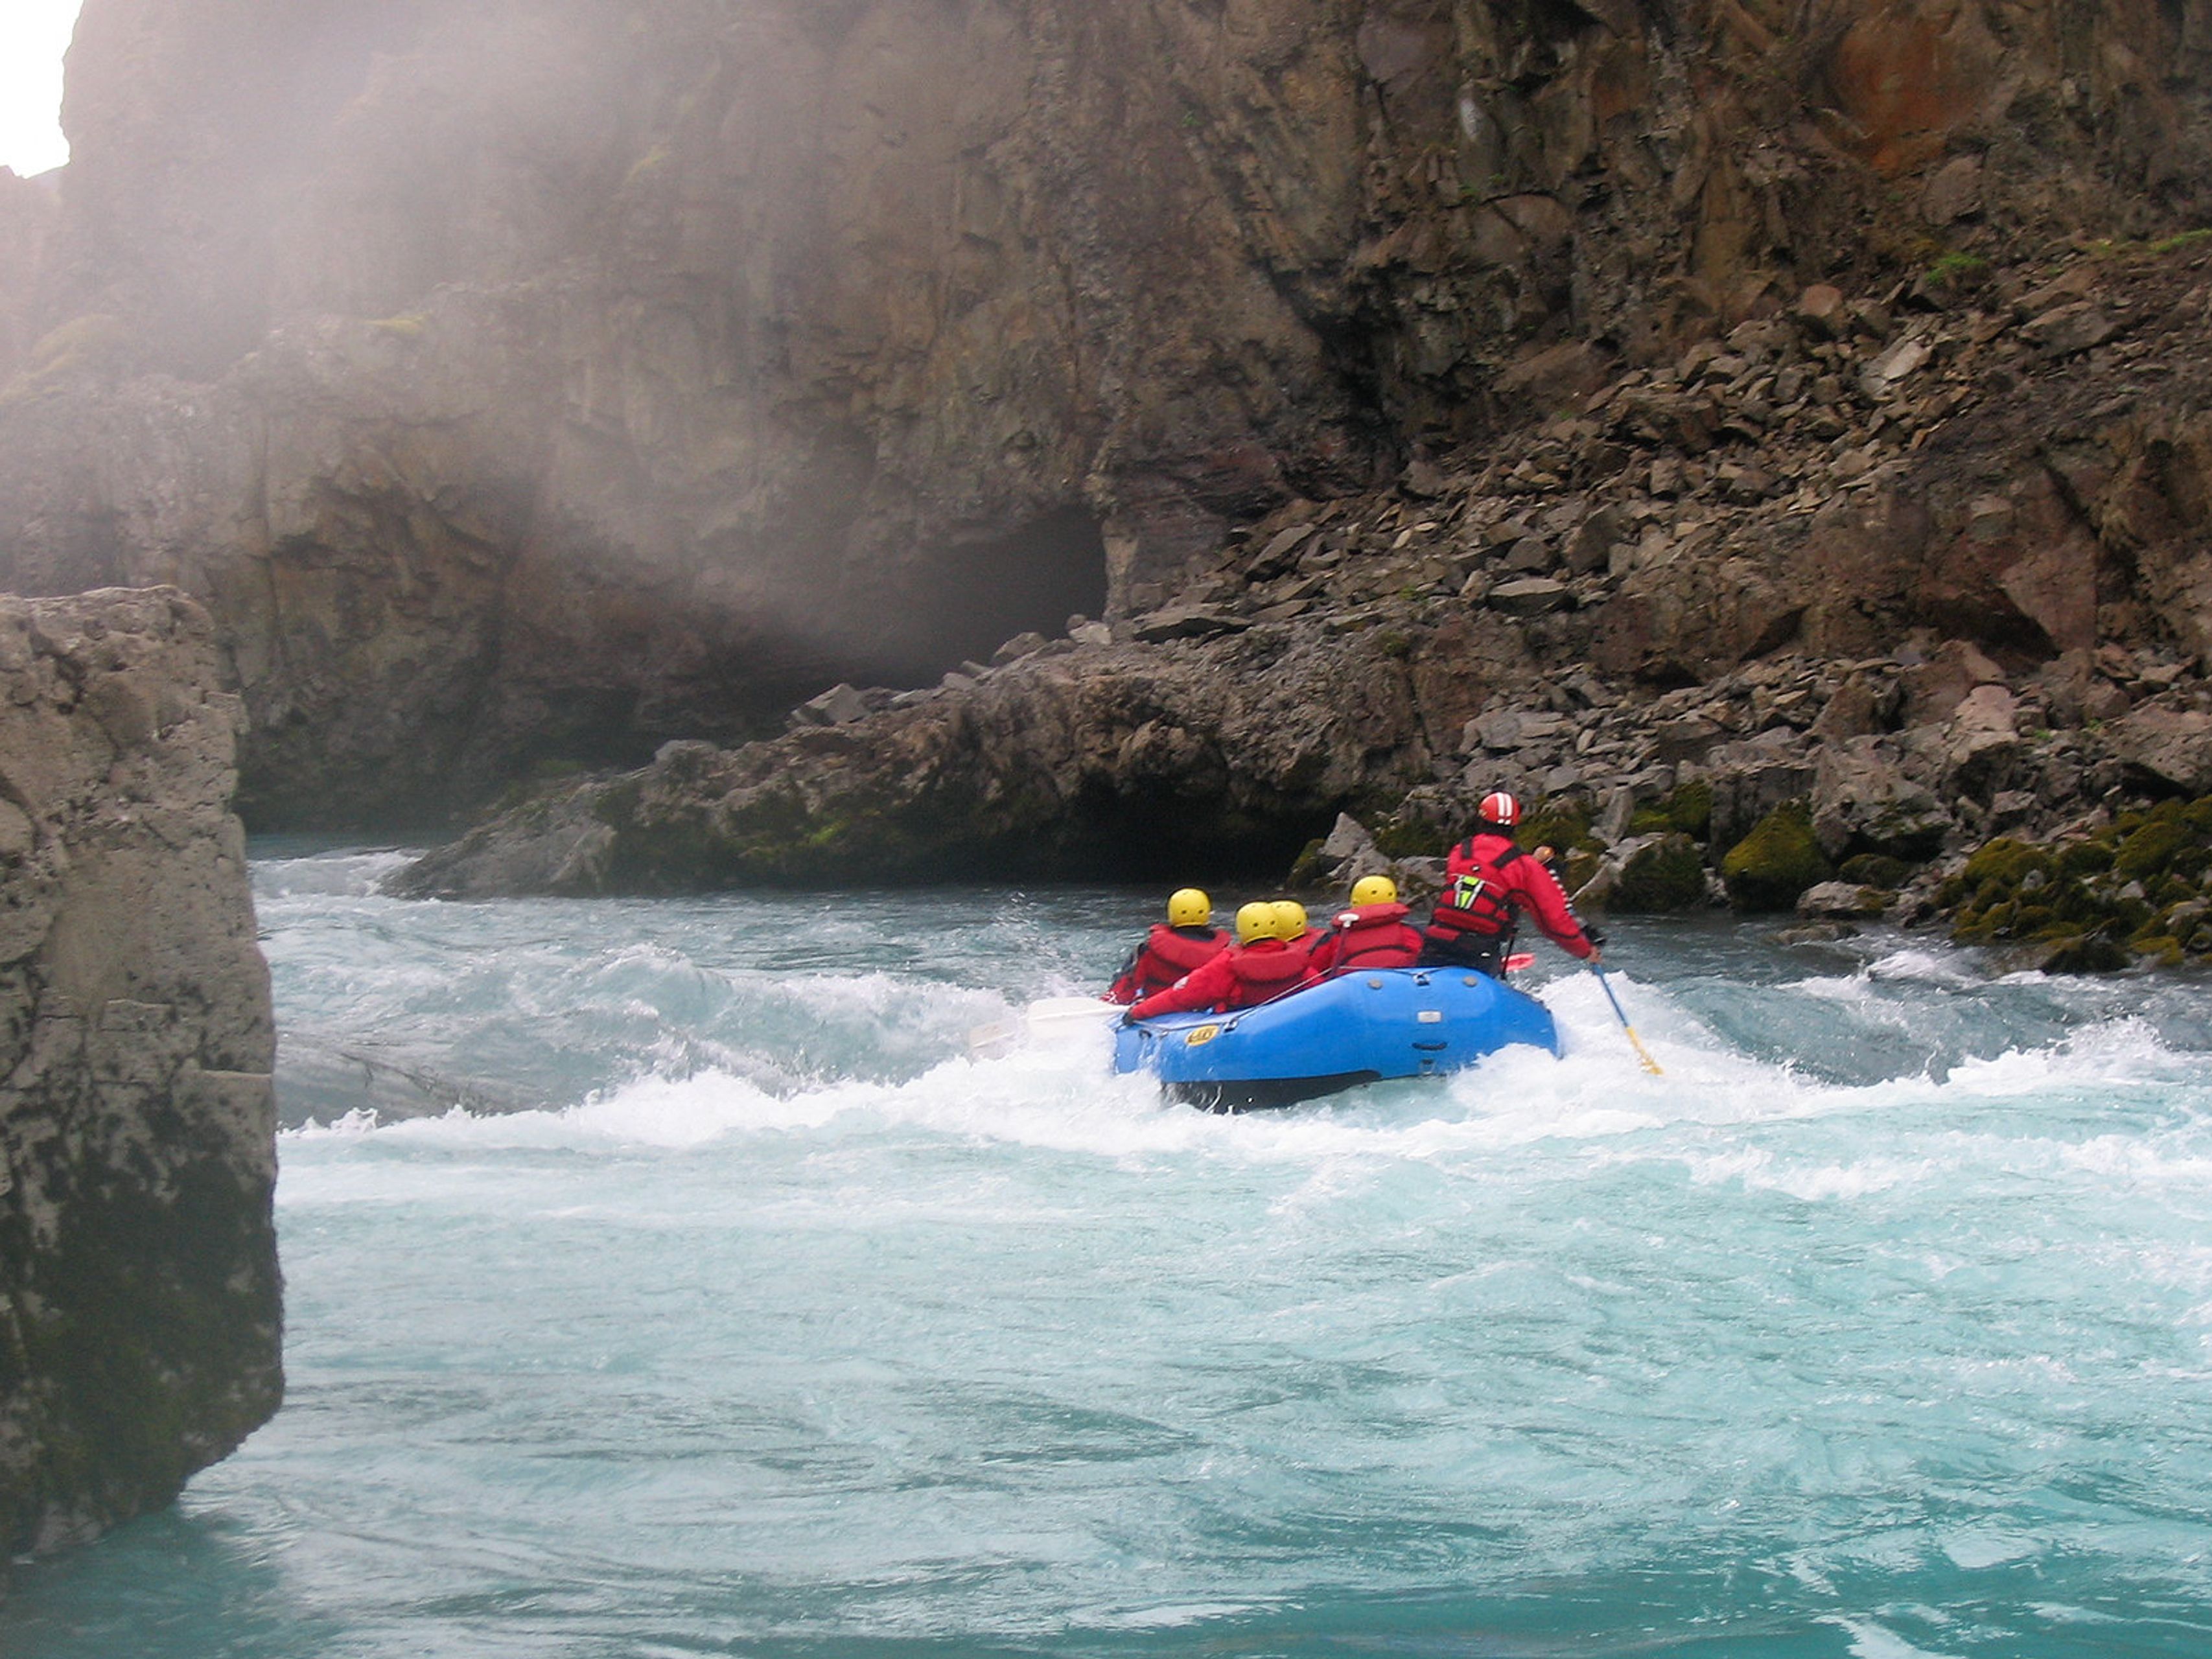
<box><xmin>1592</xmin><ymin>964</ymin><xmax>1663</xmax><ymax>1074</ymax></box>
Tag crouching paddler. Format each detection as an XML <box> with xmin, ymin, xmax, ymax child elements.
<box><xmin>1126</xmin><ymin>901</ymin><xmax>1316</xmax><ymax>1019</ymax></box>
<box><xmin>1417</xmin><ymin>791</ymin><xmax>1604</xmax><ymax>977</ymax></box>
<box><xmin>1104</xmin><ymin>888</ymin><xmax>1233</xmax><ymax>1004</ymax></box>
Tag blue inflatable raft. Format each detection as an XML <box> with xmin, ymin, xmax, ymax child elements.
<box><xmin>1112</xmin><ymin>967</ymin><xmax>1561</xmax><ymax>1111</ymax></box>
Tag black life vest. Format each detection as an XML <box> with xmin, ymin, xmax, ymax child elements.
<box><xmin>1427</xmin><ymin>842</ymin><xmax>1525</xmax><ymax>938</ymax></box>
<box><xmin>1126</xmin><ymin>923</ymin><xmax>1230</xmax><ymax>999</ymax></box>
<box><xmin>1325</xmin><ymin>902</ymin><xmax>1421</xmax><ymax>970</ymax></box>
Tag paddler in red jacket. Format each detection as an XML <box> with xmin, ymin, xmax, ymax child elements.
<box><xmin>1308</xmin><ymin>874</ymin><xmax>1426</xmax><ymax>975</ymax></box>
<box><xmin>1128</xmin><ymin>901</ymin><xmax>1317</xmax><ymax>1018</ymax></box>
<box><xmin>1105</xmin><ymin>887</ymin><xmax>1233</xmax><ymax>1004</ymax></box>
<box><xmin>1418</xmin><ymin>791</ymin><xmax>1603</xmax><ymax>977</ymax></box>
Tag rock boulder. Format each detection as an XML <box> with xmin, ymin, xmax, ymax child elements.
<box><xmin>0</xmin><ymin>589</ymin><xmax>279</xmax><ymax>1577</ymax></box>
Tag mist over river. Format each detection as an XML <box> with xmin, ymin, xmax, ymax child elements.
<box><xmin>6</xmin><ymin>842</ymin><xmax>2212</xmax><ymax>1657</ymax></box>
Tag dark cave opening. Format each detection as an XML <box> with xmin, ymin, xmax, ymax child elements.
<box><xmin>851</xmin><ymin>508</ymin><xmax>1110</xmax><ymax>689</ymax></box>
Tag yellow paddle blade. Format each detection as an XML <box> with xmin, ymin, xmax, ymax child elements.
<box><xmin>1623</xmin><ymin>1024</ymin><xmax>1664</xmax><ymax>1075</ymax></box>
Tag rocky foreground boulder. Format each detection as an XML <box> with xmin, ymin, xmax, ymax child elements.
<box><xmin>0</xmin><ymin>590</ymin><xmax>279</xmax><ymax>1584</ymax></box>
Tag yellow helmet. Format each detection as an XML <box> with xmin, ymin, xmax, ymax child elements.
<box><xmin>1234</xmin><ymin>901</ymin><xmax>1275</xmax><ymax>944</ymax></box>
<box><xmin>1268</xmin><ymin>899</ymin><xmax>1309</xmax><ymax>941</ymax></box>
<box><xmin>1166</xmin><ymin>887</ymin><xmax>1211</xmax><ymax>929</ymax></box>
<box><xmin>1349</xmin><ymin>874</ymin><xmax>1397</xmax><ymax>907</ymax></box>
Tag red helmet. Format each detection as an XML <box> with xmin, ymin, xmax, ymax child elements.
<box><xmin>1478</xmin><ymin>790</ymin><xmax>1521</xmax><ymax>827</ymax></box>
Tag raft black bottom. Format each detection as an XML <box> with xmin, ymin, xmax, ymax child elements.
<box><xmin>1167</xmin><ymin>1072</ymin><xmax>1388</xmax><ymax>1113</ymax></box>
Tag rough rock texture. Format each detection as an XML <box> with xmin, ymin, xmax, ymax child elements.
<box><xmin>0</xmin><ymin>589</ymin><xmax>279</xmax><ymax>1579</ymax></box>
<box><xmin>0</xmin><ymin>170</ymin><xmax>60</xmax><ymax>386</ymax></box>
<box><xmin>3</xmin><ymin>0</ymin><xmax>2210</xmax><ymax>825</ymax></box>
<box><xmin>396</xmin><ymin>623</ymin><xmax>1439</xmax><ymax>892</ymax></box>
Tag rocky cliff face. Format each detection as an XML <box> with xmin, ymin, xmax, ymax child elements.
<box><xmin>396</xmin><ymin>226</ymin><xmax>2212</xmax><ymax>973</ymax></box>
<box><xmin>3</xmin><ymin>0</ymin><xmax>2207</xmax><ymax>825</ymax></box>
<box><xmin>0</xmin><ymin>589</ymin><xmax>279</xmax><ymax>1579</ymax></box>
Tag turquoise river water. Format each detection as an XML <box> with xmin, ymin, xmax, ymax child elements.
<box><xmin>6</xmin><ymin>841</ymin><xmax>2212</xmax><ymax>1658</ymax></box>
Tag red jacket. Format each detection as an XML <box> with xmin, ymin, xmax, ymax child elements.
<box><xmin>1425</xmin><ymin>832</ymin><xmax>1596</xmax><ymax>958</ymax></box>
<box><xmin>1308</xmin><ymin>901</ymin><xmax>1425</xmax><ymax>974</ymax></box>
<box><xmin>1129</xmin><ymin>936</ymin><xmax>1316</xmax><ymax>1019</ymax></box>
<box><xmin>1106</xmin><ymin>923</ymin><xmax>1232</xmax><ymax>1004</ymax></box>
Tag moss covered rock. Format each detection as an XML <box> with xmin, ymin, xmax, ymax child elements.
<box><xmin>1611</xmin><ymin>833</ymin><xmax>1709</xmax><ymax>912</ymax></box>
<box><xmin>1721</xmin><ymin>800</ymin><xmax>1834</xmax><ymax>912</ymax></box>
<box><xmin>1838</xmin><ymin>853</ymin><xmax>1916</xmax><ymax>888</ymax></box>
<box><xmin>1628</xmin><ymin>780</ymin><xmax>1712</xmax><ymax>839</ymax></box>
<box><xmin>1936</xmin><ymin>793</ymin><xmax>2212</xmax><ymax>972</ymax></box>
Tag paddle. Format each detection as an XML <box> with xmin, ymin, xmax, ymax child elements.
<box><xmin>1592</xmin><ymin>964</ymin><xmax>1663</xmax><ymax>1074</ymax></box>
<box><xmin>969</xmin><ymin>996</ymin><xmax>1121</xmax><ymax>1057</ymax></box>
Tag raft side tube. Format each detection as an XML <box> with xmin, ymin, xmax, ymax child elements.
<box><xmin>1115</xmin><ymin>967</ymin><xmax>1559</xmax><ymax>1107</ymax></box>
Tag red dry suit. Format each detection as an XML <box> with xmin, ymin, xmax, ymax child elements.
<box><xmin>1128</xmin><ymin>936</ymin><xmax>1316</xmax><ymax>1019</ymax></box>
<box><xmin>1421</xmin><ymin>831</ymin><xmax>1597</xmax><ymax>969</ymax></box>
<box><xmin>1106</xmin><ymin>923</ymin><xmax>1233</xmax><ymax>1004</ymax></box>
<box><xmin>1307</xmin><ymin>901</ymin><xmax>1425</xmax><ymax>975</ymax></box>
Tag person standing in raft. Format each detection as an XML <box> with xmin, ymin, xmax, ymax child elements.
<box><xmin>1126</xmin><ymin>901</ymin><xmax>1317</xmax><ymax>1019</ymax></box>
<box><xmin>1418</xmin><ymin>791</ymin><xmax>1604</xmax><ymax>977</ymax></box>
<box><xmin>1309</xmin><ymin>874</ymin><xmax>1425</xmax><ymax>975</ymax></box>
<box><xmin>1106</xmin><ymin>888</ymin><xmax>1233</xmax><ymax>1004</ymax></box>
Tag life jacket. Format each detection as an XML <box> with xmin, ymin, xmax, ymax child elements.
<box><xmin>1426</xmin><ymin>841</ymin><xmax>1526</xmax><ymax>938</ymax></box>
<box><xmin>1320</xmin><ymin>902</ymin><xmax>1422</xmax><ymax>971</ymax></box>
<box><xmin>1221</xmin><ymin>938</ymin><xmax>1313</xmax><ymax>1009</ymax></box>
<box><xmin>1115</xmin><ymin>923</ymin><xmax>1231</xmax><ymax>1002</ymax></box>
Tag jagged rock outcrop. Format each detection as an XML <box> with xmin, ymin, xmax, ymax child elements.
<box><xmin>0</xmin><ymin>589</ymin><xmax>279</xmax><ymax>1581</ymax></box>
<box><xmin>0</xmin><ymin>170</ymin><xmax>58</xmax><ymax>386</ymax></box>
<box><xmin>395</xmin><ymin>621</ymin><xmax>1445</xmax><ymax>892</ymax></box>
<box><xmin>3</xmin><ymin>0</ymin><xmax>2209</xmax><ymax>825</ymax></box>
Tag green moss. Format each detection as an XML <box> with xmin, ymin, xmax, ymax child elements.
<box><xmin>1839</xmin><ymin>853</ymin><xmax>1915</xmax><ymax>888</ymax></box>
<box><xmin>2115</xmin><ymin>817</ymin><xmax>2195</xmax><ymax>881</ymax></box>
<box><xmin>1961</xmin><ymin>837</ymin><xmax>2053</xmax><ymax>890</ymax></box>
<box><xmin>2102</xmin><ymin>227</ymin><xmax>2212</xmax><ymax>259</ymax></box>
<box><xmin>2134</xmin><ymin>935</ymin><xmax>2185</xmax><ymax>968</ymax></box>
<box><xmin>2151</xmin><ymin>875</ymin><xmax>2197</xmax><ymax>909</ymax></box>
<box><xmin>1374</xmin><ymin>819</ymin><xmax>1447</xmax><ymax>859</ymax></box>
<box><xmin>1520</xmin><ymin>800</ymin><xmax>1601</xmax><ymax>857</ymax></box>
<box><xmin>1720</xmin><ymin>800</ymin><xmax>1834</xmax><ymax>912</ymax></box>
<box><xmin>2056</xmin><ymin>840</ymin><xmax>2115</xmax><ymax>879</ymax></box>
<box><xmin>2151</xmin><ymin>228</ymin><xmax>2212</xmax><ymax>255</ymax></box>
<box><xmin>1610</xmin><ymin>832</ymin><xmax>1708</xmax><ymax>912</ymax></box>
<box><xmin>1924</xmin><ymin>250</ymin><xmax>1990</xmax><ymax>285</ymax></box>
<box><xmin>1659</xmin><ymin>780</ymin><xmax>1712</xmax><ymax>839</ymax></box>
<box><xmin>10</xmin><ymin>1152</ymin><xmax>281</xmax><ymax>1553</ymax></box>
<box><xmin>1285</xmin><ymin>836</ymin><xmax>1333</xmax><ymax>888</ymax></box>
<box><xmin>2039</xmin><ymin>930</ymin><xmax>2131</xmax><ymax>974</ymax></box>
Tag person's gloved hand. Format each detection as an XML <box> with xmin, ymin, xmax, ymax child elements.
<box><xmin>1583</xmin><ymin>923</ymin><xmax>1607</xmax><ymax>949</ymax></box>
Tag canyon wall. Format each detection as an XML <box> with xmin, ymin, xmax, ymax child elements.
<box><xmin>0</xmin><ymin>589</ymin><xmax>280</xmax><ymax>1579</ymax></box>
<box><xmin>1</xmin><ymin>0</ymin><xmax>2206</xmax><ymax>826</ymax></box>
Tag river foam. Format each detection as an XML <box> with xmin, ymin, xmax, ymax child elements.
<box><xmin>6</xmin><ymin>846</ymin><xmax>2210</xmax><ymax>1659</ymax></box>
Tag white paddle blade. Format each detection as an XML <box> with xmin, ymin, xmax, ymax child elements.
<box><xmin>968</xmin><ymin>995</ymin><xmax>1119</xmax><ymax>1058</ymax></box>
<box><xmin>1023</xmin><ymin>996</ymin><xmax>1123</xmax><ymax>1043</ymax></box>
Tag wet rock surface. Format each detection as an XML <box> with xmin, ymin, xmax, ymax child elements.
<box><xmin>5</xmin><ymin>0</ymin><xmax>2212</xmax><ymax>826</ymax></box>
<box><xmin>0</xmin><ymin>590</ymin><xmax>279</xmax><ymax>1581</ymax></box>
<box><xmin>394</xmin><ymin>233</ymin><xmax>2212</xmax><ymax>969</ymax></box>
